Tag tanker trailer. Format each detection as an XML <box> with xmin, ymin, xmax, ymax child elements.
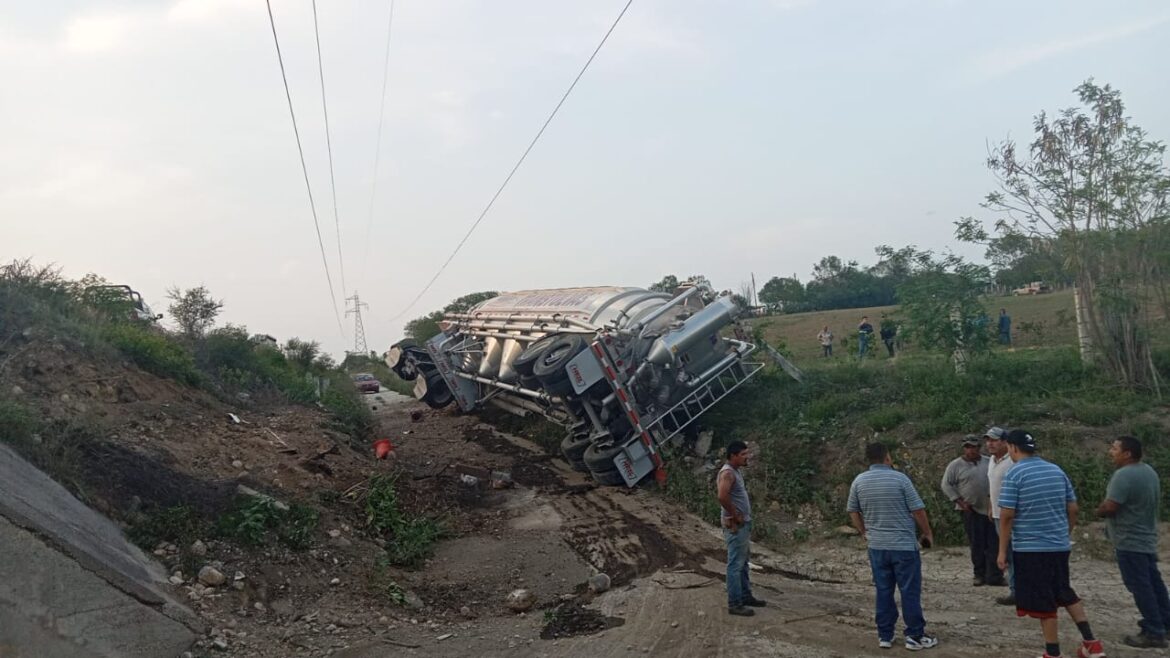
<box><xmin>385</xmin><ymin>283</ymin><xmax>764</xmax><ymax>487</ymax></box>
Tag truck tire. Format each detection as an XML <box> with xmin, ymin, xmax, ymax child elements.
<box><xmin>533</xmin><ymin>335</ymin><xmax>588</xmax><ymax>396</ymax></box>
<box><xmin>560</xmin><ymin>432</ymin><xmax>591</xmax><ymax>462</ymax></box>
<box><xmin>386</xmin><ymin>340</ymin><xmax>419</xmax><ymax>380</ymax></box>
<box><xmin>417</xmin><ymin>372</ymin><xmax>453</xmax><ymax>409</ymax></box>
<box><xmin>583</xmin><ymin>439</ymin><xmax>626</xmax><ymax>473</ymax></box>
<box><xmin>513</xmin><ymin>334</ymin><xmax>560</xmax><ymax>378</ymax></box>
<box><xmin>590</xmin><ymin>467</ymin><xmax>626</xmax><ymax>486</ymax></box>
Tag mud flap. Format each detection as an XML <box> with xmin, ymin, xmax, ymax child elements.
<box><xmin>613</xmin><ymin>439</ymin><xmax>655</xmax><ymax>487</ymax></box>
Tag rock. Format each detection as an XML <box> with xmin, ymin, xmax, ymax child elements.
<box><xmin>460</xmin><ymin>606</ymin><xmax>473</xmax><ymax>618</ymax></box>
<box><xmin>402</xmin><ymin>591</ymin><xmax>424</xmax><ymax>610</ymax></box>
<box><xmin>437</xmin><ymin>633</ymin><xmax>453</xmax><ymax>641</ymax></box>
<box><xmin>198</xmin><ymin>566</ymin><xmax>226</xmax><ymax>587</ymax></box>
<box><xmin>587</xmin><ymin>573</ymin><xmax>611</xmax><ymax>594</ymax></box>
<box><xmin>769</xmin><ymin>501</ymin><xmax>782</xmax><ymax>513</ymax></box>
<box><xmin>505</xmin><ymin>589</ymin><xmax>536</xmax><ymax>613</ymax></box>
<box><xmin>836</xmin><ymin>525</ymin><xmax>860</xmax><ymax>536</ymax></box>
<box><xmin>670</xmin><ymin>621</ymin><xmax>679</xmax><ymax>628</ymax></box>
<box><xmin>232</xmin><ymin>581</ymin><xmax>245</xmax><ymax>591</ymax></box>
<box><xmin>330</xmin><ymin>578</ymin><xmax>341</xmax><ymax>586</ymax></box>
<box><xmin>328</xmin><ymin>529</ymin><xmax>342</xmax><ymax>539</ymax></box>
<box><xmin>169</xmin><ymin>575</ymin><xmax>185</xmax><ymax>586</ymax></box>
<box><xmin>190</xmin><ymin>540</ymin><xmax>208</xmax><ymax>556</ymax></box>
<box><xmin>231</xmin><ymin>460</ymin><xmax>244</xmax><ymax>469</ymax></box>
<box><xmin>11</xmin><ymin>385</ymin><xmax>23</xmax><ymax>396</ymax></box>
<box><xmin>330</xmin><ymin>537</ymin><xmax>352</xmax><ymax>548</ymax></box>
<box><xmin>270</xmin><ymin>599</ymin><xmax>294</xmax><ymax>617</ymax></box>
<box><xmin>211</xmin><ymin>637</ymin><xmax>229</xmax><ymax>651</ymax></box>
<box><xmin>693</xmin><ymin>431</ymin><xmax>713</xmax><ymax>457</ymax></box>
<box><xmin>696</xmin><ymin>611</ymin><xmax>706</xmax><ymax>618</ymax></box>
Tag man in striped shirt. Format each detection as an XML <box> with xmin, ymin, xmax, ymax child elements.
<box><xmin>996</xmin><ymin>429</ymin><xmax>1106</xmax><ymax>658</ymax></box>
<box><xmin>847</xmin><ymin>443</ymin><xmax>938</xmax><ymax>651</ymax></box>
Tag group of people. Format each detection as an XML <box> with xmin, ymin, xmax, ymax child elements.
<box><xmin>816</xmin><ymin>315</ymin><xmax>898</xmax><ymax>359</ymax></box>
<box><xmin>718</xmin><ymin>431</ymin><xmax>1170</xmax><ymax>657</ymax></box>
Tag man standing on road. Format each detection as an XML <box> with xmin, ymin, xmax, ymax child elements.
<box><xmin>941</xmin><ymin>436</ymin><xmax>1004</xmax><ymax>587</ymax></box>
<box><xmin>1096</xmin><ymin>436</ymin><xmax>1170</xmax><ymax>648</ymax></box>
<box><xmin>847</xmin><ymin>443</ymin><xmax>938</xmax><ymax>651</ymax></box>
<box><xmin>718</xmin><ymin>441</ymin><xmax>766</xmax><ymax>617</ymax></box>
<box><xmin>985</xmin><ymin>426</ymin><xmax>1016</xmax><ymax>606</ymax></box>
<box><xmin>997</xmin><ymin>429</ymin><xmax>1106</xmax><ymax>658</ymax></box>
<box><xmin>858</xmin><ymin>316</ymin><xmax>875</xmax><ymax>359</ymax></box>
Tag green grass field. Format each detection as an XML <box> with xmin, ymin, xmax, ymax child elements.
<box><xmin>750</xmin><ymin>289</ymin><xmax>1088</xmax><ymax>363</ymax></box>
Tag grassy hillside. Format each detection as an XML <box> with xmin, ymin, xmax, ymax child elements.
<box><xmin>752</xmin><ymin>289</ymin><xmax>1079</xmax><ymax>362</ymax></box>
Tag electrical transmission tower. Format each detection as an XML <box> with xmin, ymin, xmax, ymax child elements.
<box><xmin>345</xmin><ymin>292</ymin><xmax>369</xmax><ymax>355</ymax></box>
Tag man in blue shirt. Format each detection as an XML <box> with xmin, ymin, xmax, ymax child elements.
<box><xmin>996</xmin><ymin>429</ymin><xmax>1106</xmax><ymax>658</ymax></box>
<box><xmin>847</xmin><ymin>443</ymin><xmax>938</xmax><ymax>651</ymax></box>
<box><xmin>998</xmin><ymin>308</ymin><xmax>1012</xmax><ymax>346</ymax></box>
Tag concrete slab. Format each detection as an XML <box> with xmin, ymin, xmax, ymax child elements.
<box><xmin>0</xmin><ymin>444</ymin><xmax>201</xmax><ymax>656</ymax></box>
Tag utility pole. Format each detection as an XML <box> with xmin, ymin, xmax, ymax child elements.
<box><xmin>345</xmin><ymin>292</ymin><xmax>369</xmax><ymax>356</ymax></box>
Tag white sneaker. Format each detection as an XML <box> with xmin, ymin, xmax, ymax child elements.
<box><xmin>905</xmin><ymin>634</ymin><xmax>938</xmax><ymax>651</ymax></box>
<box><xmin>879</xmin><ymin>639</ymin><xmax>892</xmax><ymax>649</ymax></box>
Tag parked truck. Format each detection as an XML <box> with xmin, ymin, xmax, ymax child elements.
<box><xmin>384</xmin><ymin>282</ymin><xmax>764</xmax><ymax>487</ymax></box>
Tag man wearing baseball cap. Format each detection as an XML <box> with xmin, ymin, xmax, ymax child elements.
<box><xmin>997</xmin><ymin>429</ymin><xmax>1106</xmax><ymax>658</ymax></box>
<box><xmin>985</xmin><ymin>426</ymin><xmax>1016</xmax><ymax>605</ymax></box>
<box><xmin>941</xmin><ymin>435</ymin><xmax>1003</xmax><ymax>587</ymax></box>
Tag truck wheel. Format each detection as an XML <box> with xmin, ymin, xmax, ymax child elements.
<box><xmin>561</xmin><ymin>432</ymin><xmax>592</xmax><ymax>462</ymax></box>
<box><xmin>513</xmin><ymin>334</ymin><xmax>560</xmax><ymax>378</ymax></box>
<box><xmin>417</xmin><ymin>372</ymin><xmax>453</xmax><ymax>409</ymax></box>
<box><xmin>386</xmin><ymin>340</ymin><xmax>419</xmax><ymax>381</ymax></box>
<box><xmin>590</xmin><ymin>468</ymin><xmax>626</xmax><ymax>486</ymax></box>
<box><xmin>583</xmin><ymin>439</ymin><xmax>626</xmax><ymax>473</ymax></box>
<box><xmin>533</xmin><ymin>335</ymin><xmax>588</xmax><ymax>394</ymax></box>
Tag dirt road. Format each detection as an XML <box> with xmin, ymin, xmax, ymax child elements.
<box><xmin>320</xmin><ymin>395</ymin><xmax>1154</xmax><ymax>658</ymax></box>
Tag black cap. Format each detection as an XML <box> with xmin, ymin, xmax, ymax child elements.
<box><xmin>1006</xmin><ymin>429</ymin><xmax>1036</xmax><ymax>451</ymax></box>
<box><xmin>962</xmin><ymin>435</ymin><xmax>981</xmax><ymax>447</ymax></box>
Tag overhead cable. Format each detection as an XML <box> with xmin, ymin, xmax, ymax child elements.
<box><xmin>311</xmin><ymin>0</ymin><xmax>348</xmax><ymax>297</ymax></box>
<box><xmin>362</xmin><ymin>0</ymin><xmax>398</xmax><ymax>288</ymax></box>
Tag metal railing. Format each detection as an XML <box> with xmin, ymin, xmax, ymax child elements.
<box><xmin>644</xmin><ymin>358</ymin><xmax>765</xmax><ymax>444</ymax></box>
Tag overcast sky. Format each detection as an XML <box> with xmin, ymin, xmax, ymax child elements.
<box><xmin>3</xmin><ymin>0</ymin><xmax>1168</xmax><ymax>357</ymax></box>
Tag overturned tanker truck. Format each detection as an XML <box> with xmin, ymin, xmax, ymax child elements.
<box><xmin>384</xmin><ymin>283</ymin><xmax>764</xmax><ymax>487</ymax></box>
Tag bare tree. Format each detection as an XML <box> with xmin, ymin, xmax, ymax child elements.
<box><xmin>958</xmin><ymin>80</ymin><xmax>1169</xmax><ymax>392</ymax></box>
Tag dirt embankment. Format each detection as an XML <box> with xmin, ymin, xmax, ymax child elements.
<box><xmin>2</xmin><ymin>334</ymin><xmax>1162</xmax><ymax>657</ymax></box>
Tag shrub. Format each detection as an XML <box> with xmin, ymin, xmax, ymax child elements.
<box><xmin>365</xmin><ymin>475</ymin><xmax>445</xmax><ymax>567</ymax></box>
<box><xmin>103</xmin><ymin>323</ymin><xmax>202</xmax><ymax>386</ymax></box>
<box><xmin>321</xmin><ymin>378</ymin><xmax>377</xmax><ymax>445</ymax></box>
<box><xmin>215</xmin><ymin>496</ymin><xmax>319</xmax><ymax>550</ymax></box>
<box><xmin>866</xmin><ymin>407</ymin><xmax>906</xmax><ymax>432</ymax></box>
<box><xmin>0</xmin><ymin>399</ymin><xmax>37</xmax><ymax>445</ymax></box>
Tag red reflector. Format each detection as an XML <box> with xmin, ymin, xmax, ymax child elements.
<box><xmin>616</xmin><ymin>389</ymin><xmax>628</xmax><ymax>403</ymax></box>
<box><xmin>628</xmin><ymin>410</ymin><xmax>639</xmax><ymax>424</ymax></box>
<box><xmin>605</xmin><ymin>366</ymin><xmax>616</xmax><ymax>380</ymax></box>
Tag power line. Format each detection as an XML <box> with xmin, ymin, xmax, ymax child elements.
<box><xmin>388</xmin><ymin>0</ymin><xmax>635</xmax><ymax>322</ymax></box>
<box><xmin>362</xmin><ymin>0</ymin><xmax>397</xmax><ymax>288</ymax></box>
<box><xmin>265</xmin><ymin>0</ymin><xmax>346</xmax><ymax>338</ymax></box>
<box><xmin>311</xmin><ymin>0</ymin><xmax>347</xmax><ymax>297</ymax></box>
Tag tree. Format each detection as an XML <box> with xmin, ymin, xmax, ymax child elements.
<box><xmin>167</xmin><ymin>285</ymin><xmax>222</xmax><ymax>338</ymax></box>
<box><xmin>758</xmin><ymin>276</ymin><xmax>805</xmax><ymax>310</ymax></box>
<box><xmin>960</xmin><ymin>80</ymin><xmax>1169</xmax><ymax>391</ymax></box>
<box><xmin>404</xmin><ymin>311</ymin><xmax>443</xmax><ymax>344</ymax></box>
<box><xmin>894</xmin><ymin>250</ymin><xmax>993</xmax><ymax>368</ymax></box>
<box><xmin>443</xmin><ymin>291</ymin><xmax>498</xmax><ymax>314</ymax></box>
<box><xmin>284</xmin><ymin>338</ymin><xmax>321</xmax><ymax>371</ymax></box>
<box><xmin>649</xmin><ymin>275</ymin><xmax>680</xmax><ymax>293</ymax></box>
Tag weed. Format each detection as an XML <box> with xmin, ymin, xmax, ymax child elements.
<box><xmin>321</xmin><ymin>381</ymin><xmax>377</xmax><ymax>446</ymax></box>
<box><xmin>365</xmin><ymin>475</ymin><xmax>445</xmax><ymax>567</ymax></box>
<box><xmin>215</xmin><ymin>496</ymin><xmax>319</xmax><ymax>549</ymax></box>
<box><xmin>866</xmin><ymin>407</ymin><xmax>906</xmax><ymax>432</ymax></box>
<box><xmin>0</xmin><ymin>399</ymin><xmax>37</xmax><ymax>445</ymax></box>
<box><xmin>128</xmin><ymin>505</ymin><xmax>205</xmax><ymax>550</ymax></box>
<box><xmin>792</xmin><ymin>526</ymin><xmax>811</xmax><ymax>543</ymax></box>
<box><xmin>369</xmin><ymin>554</ymin><xmax>410</xmax><ymax>606</ymax></box>
<box><xmin>102</xmin><ymin>323</ymin><xmax>202</xmax><ymax>386</ymax></box>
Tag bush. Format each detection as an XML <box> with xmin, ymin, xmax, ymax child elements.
<box><xmin>215</xmin><ymin>496</ymin><xmax>320</xmax><ymax>550</ymax></box>
<box><xmin>103</xmin><ymin>323</ymin><xmax>202</xmax><ymax>386</ymax></box>
<box><xmin>866</xmin><ymin>407</ymin><xmax>906</xmax><ymax>432</ymax></box>
<box><xmin>0</xmin><ymin>399</ymin><xmax>38</xmax><ymax>445</ymax></box>
<box><xmin>321</xmin><ymin>378</ymin><xmax>377</xmax><ymax>445</ymax></box>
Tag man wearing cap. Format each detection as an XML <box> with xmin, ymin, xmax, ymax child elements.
<box><xmin>941</xmin><ymin>436</ymin><xmax>1003</xmax><ymax>587</ymax></box>
<box><xmin>718</xmin><ymin>440</ymin><xmax>766</xmax><ymax>616</ymax></box>
<box><xmin>985</xmin><ymin>426</ymin><xmax>1016</xmax><ymax>605</ymax></box>
<box><xmin>1096</xmin><ymin>435</ymin><xmax>1170</xmax><ymax>648</ymax></box>
<box><xmin>997</xmin><ymin>429</ymin><xmax>1106</xmax><ymax>658</ymax></box>
<box><xmin>848</xmin><ymin>443</ymin><xmax>938</xmax><ymax>651</ymax></box>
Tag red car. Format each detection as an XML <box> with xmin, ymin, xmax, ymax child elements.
<box><xmin>352</xmin><ymin>373</ymin><xmax>381</xmax><ymax>394</ymax></box>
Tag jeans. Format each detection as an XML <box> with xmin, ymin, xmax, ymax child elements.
<box><xmin>868</xmin><ymin>549</ymin><xmax>925</xmax><ymax>640</ymax></box>
<box><xmin>859</xmin><ymin>335</ymin><xmax>870</xmax><ymax>358</ymax></box>
<box><xmin>883</xmin><ymin>339</ymin><xmax>895</xmax><ymax>357</ymax></box>
<box><xmin>962</xmin><ymin>510</ymin><xmax>1002</xmax><ymax>581</ymax></box>
<box><xmin>1117</xmin><ymin>550</ymin><xmax>1170</xmax><ymax>638</ymax></box>
<box><xmin>822</xmin><ymin>344</ymin><xmax>832</xmax><ymax>358</ymax></box>
<box><xmin>724</xmin><ymin>521</ymin><xmax>753</xmax><ymax>607</ymax></box>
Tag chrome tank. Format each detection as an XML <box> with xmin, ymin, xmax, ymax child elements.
<box><xmin>444</xmin><ymin>287</ymin><xmax>704</xmax><ymax>378</ymax></box>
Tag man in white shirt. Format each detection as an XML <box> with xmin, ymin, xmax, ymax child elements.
<box><xmin>985</xmin><ymin>426</ymin><xmax>1015</xmax><ymax>605</ymax></box>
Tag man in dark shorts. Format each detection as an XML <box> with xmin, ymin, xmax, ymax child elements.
<box><xmin>997</xmin><ymin>429</ymin><xmax>1106</xmax><ymax>658</ymax></box>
